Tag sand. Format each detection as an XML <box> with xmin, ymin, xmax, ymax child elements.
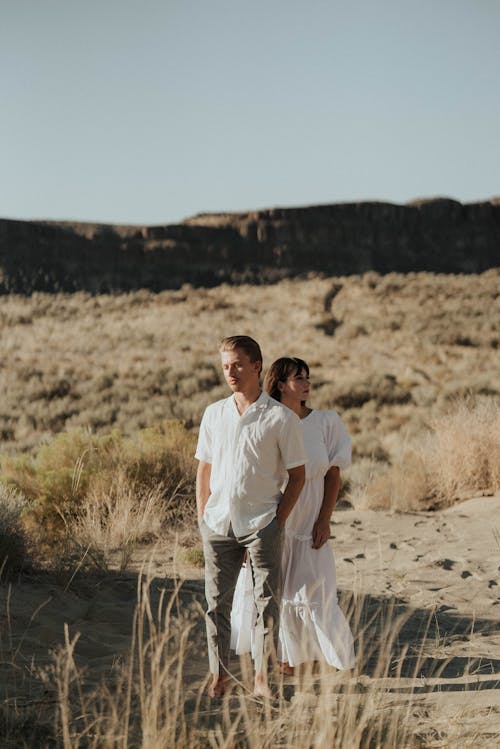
<box><xmin>1</xmin><ymin>494</ymin><xmax>499</xmax><ymax>746</ymax></box>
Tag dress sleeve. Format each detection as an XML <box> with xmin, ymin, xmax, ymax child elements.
<box><xmin>278</xmin><ymin>411</ymin><xmax>307</xmax><ymax>470</ymax></box>
<box><xmin>194</xmin><ymin>405</ymin><xmax>213</xmax><ymax>463</ymax></box>
<box><xmin>323</xmin><ymin>411</ymin><xmax>351</xmax><ymax>470</ymax></box>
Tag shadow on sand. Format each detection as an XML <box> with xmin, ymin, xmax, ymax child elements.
<box><xmin>1</xmin><ymin>569</ymin><xmax>498</xmax><ymax>745</ymax></box>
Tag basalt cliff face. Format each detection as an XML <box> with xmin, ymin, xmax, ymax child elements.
<box><xmin>1</xmin><ymin>198</ymin><xmax>499</xmax><ymax>293</ymax></box>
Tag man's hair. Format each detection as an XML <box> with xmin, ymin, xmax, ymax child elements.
<box><xmin>219</xmin><ymin>335</ymin><xmax>263</xmax><ymax>376</ymax></box>
<box><xmin>264</xmin><ymin>357</ymin><xmax>310</xmax><ymax>404</ymax></box>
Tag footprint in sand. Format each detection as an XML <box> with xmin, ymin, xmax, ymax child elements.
<box><xmin>461</xmin><ymin>570</ymin><xmax>473</xmax><ymax>579</ymax></box>
<box><xmin>434</xmin><ymin>559</ymin><xmax>456</xmax><ymax>571</ymax></box>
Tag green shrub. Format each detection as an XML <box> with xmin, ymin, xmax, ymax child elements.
<box><xmin>1</xmin><ymin>422</ymin><xmax>197</xmax><ymax>550</ymax></box>
<box><xmin>0</xmin><ymin>484</ymin><xmax>30</xmax><ymax>576</ymax></box>
<box><xmin>182</xmin><ymin>545</ymin><xmax>205</xmax><ymax>568</ymax></box>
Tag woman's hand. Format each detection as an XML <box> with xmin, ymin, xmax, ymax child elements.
<box><xmin>312</xmin><ymin>518</ymin><xmax>331</xmax><ymax>549</ymax></box>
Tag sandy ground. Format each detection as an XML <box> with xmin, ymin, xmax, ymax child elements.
<box><xmin>1</xmin><ymin>494</ymin><xmax>499</xmax><ymax>746</ymax></box>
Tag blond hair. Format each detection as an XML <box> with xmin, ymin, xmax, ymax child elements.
<box><xmin>219</xmin><ymin>336</ymin><xmax>263</xmax><ymax>376</ymax></box>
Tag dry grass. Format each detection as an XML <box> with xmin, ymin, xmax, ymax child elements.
<box><xmin>0</xmin><ymin>272</ymin><xmax>498</xmax><ymax>464</ymax></box>
<box><xmin>1</xmin><ymin>271</ymin><xmax>498</xmax><ymax>745</ymax></box>
<box><xmin>0</xmin><ymin>271</ymin><xmax>499</xmax><ymax>522</ymax></box>
<box><xmin>0</xmin><ymin>423</ymin><xmax>196</xmax><ymax>569</ymax></box>
<box><xmin>425</xmin><ymin>396</ymin><xmax>500</xmax><ymax>501</ymax></box>
<box><xmin>0</xmin><ymin>571</ymin><xmax>434</xmax><ymax>748</ymax></box>
<box><xmin>68</xmin><ymin>473</ymin><xmax>172</xmax><ymax>570</ymax></box>
<box><xmin>2</xmin><ymin>567</ymin><xmax>496</xmax><ymax>748</ymax></box>
<box><xmin>347</xmin><ymin>396</ymin><xmax>500</xmax><ymax>511</ymax></box>
<box><xmin>0</xmin><ymin>484</ymin><xmax>30</xmax><ymax>576</ymax></box>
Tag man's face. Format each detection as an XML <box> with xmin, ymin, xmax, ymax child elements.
<box><xmin>221</xmin><ymin>348</ymin><xmax>261</xmax><ymax>393</ymax></box>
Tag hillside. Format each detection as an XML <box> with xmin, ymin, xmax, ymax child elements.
<box><xmin>1</xmin><ymin>272</ymin><xmax>498</xmax><ymax>475</ymax></box>
<box><xmin>1</xmin><ymin>198</ymin><xmax>499</xmax><ymax>293</ymax></box>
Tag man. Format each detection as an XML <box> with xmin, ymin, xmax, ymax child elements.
<box><xmin>195</xmin><ymin>335</ymin><xmax>306</xmax><ymax>698</ymax></box>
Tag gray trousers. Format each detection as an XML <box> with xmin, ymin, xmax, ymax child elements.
<box><xmin>200</xmin><ymin>516</ymin><xmax>283</xmax><ymax>675</ymax></box>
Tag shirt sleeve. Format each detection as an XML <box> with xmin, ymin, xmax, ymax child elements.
<box><xmin>279</xmin><ymin>411</ymin><xmax>307</xmax><ymax>470</ymax></box>
<box><xmin>324</xmin><ymin>411</ymin><xmax>352</xmax><ymax>469</ymax></box>
<box><xmin>195</xmin><ymin>406</ymin><xmax>213</xmax><ymax>463</ymax></box>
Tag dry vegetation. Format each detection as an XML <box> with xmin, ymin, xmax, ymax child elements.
<box><xmin>0</xmin><ymin>271</ymin><xmax>499</xmax><ymax>746</ymax></box>
<box><xmin>1</xmin><ymin>270</ymin><xmax>499</xmax><ymax>508</ymax></box>
<box><xmin>0</xmin><ymin>423</ymin><xmax>196</xmax><ymax>573</ymax></box>
<box><xmin>0</xmin><ymin>568</ymin><xmax>488</xmax><ymax>749</ymax></box>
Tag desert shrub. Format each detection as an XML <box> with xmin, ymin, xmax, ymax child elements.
<box><xmin>350</xmin><ymin>450</ymin><xmax>429</xmax><ymax>511</ymax></box>
<box><xmin>124</xmin><ymin>420</ymin><xmax>196</xmax><ymax>492</ymax></box>
<box><xmin>343</xmin><ymin>458</ymin><xmax>393</xmax><ymax>511</ymax></box>
<box><xmin>182</xmin><ymin>544</ymin><xmax>205</xmax><ymax>568</ymax></box>
<box><xmin>68</xmin><ymin>471</ymin><xmax>172</xmax><ymax>570</ymax></box>
<box><xmin>351</xmin><ymin>433</ymin><xmax>390</xmax><ymax>463</ymax></box>
<box><xmin>1</xmin><ymin>421</ymin><xmax>197</xmax><ymax>553</ymax></box>
<box><xmin>2</xmin><ymin>272</ymin><xmax>499</xmax><ymax>457</ymax></box>
<box><xmin>424</xmin><ymin>395</ymin><xmax>500</xmax><ymax>502</ymax></box>
<box><xmin>0</xmin><ymin>484</ymin><xmax>30</xmax><ymax>575</ymax></box>
<box><xmin>2</xmin><ymin>430</ymin><xmax>121</xmax><ymax>530</ymax></box>
<box><xmin>348</xmin><ymin>396</ymin><xmax>500</xmax><ymax>511</ymax></box>
<box><xmin>334</xmin><ymin>374</ymin><xmax>413</xmax><ymax>410</ymax></box>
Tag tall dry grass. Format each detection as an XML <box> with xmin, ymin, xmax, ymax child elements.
<box><xmin>52</xmin><ymin>575</ymin><xmax>193</xmax><ymax>748</ymax></box>
<box><xmin>0</xmin><ymin>422</ymin><xmax>196</xmax><ymax>569</ymax></box>
<box><xmin>346</xmin><ymin>396</ymin><xmax>500</xmax><ymax>511</ymax></box>
<box><xmin>424</xmin><ymin>396</ymin><xmax>500</xmax><ymax>501</ymax></box>
<box><xmin>66</xmin><ymin>473</ymin><xmax>172</xmax><ymax>570</ymax></box>
<box><xmin>2</xmin><ymin>572</ymin><xmax>437</xmax><ymax>749</ymax></box>
<box><xmin>1</xmin><ymin>536</ymin><xmax>494</xmax><ymax>747</ymax></box>
<box><xmin>1</xmin><ymin>565</ymin><xmax>491</xmax><ymax>748</ymax></box>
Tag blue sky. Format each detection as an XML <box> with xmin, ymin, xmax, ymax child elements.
<box><xmin>2</xmin><ymin>0</ymin><xmax>499</xmax><ymax>225</ymax></box>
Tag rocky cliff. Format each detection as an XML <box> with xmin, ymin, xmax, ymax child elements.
<box><xmin>1</xmin><ymin>198</ymin><xmax>499</xmax><ymax>293</ymax></box>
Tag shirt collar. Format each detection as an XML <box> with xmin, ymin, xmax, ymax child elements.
<box><xmin>230</xmin><ymin>389</ymin><xmax>269</xmax><ymax>416</ymax></box>
<box><xmin>255</xmin><ymin>390</ymin><xmax>271</xmax><ymax>409</ymax></box>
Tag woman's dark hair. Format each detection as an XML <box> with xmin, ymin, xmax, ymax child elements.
<box><xmin>264</xmin><ymin>357</ymin><xmax>310</xmax><ymax>403</ymax></box>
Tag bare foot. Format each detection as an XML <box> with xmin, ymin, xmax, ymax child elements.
<box><xmin>253</xmin><ymin>671</ymin><xmax>273</xmax><ymax>698</ymax></box>
<box><xmin>208</xmin><ymin>675</ymin><xmax>227</xmax><ymax>699</ymax></box>
<box><xmin>278</xmin><ymin>661</ymin><xmax>295</xmax><ymax>676</ymax></box>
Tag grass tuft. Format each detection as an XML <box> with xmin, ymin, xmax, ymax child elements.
<box><xmin>0</xmin><ymin>484</ymin><xmax>30</xmax><ymax>576</ymax></box>
<box><xmin>1</xmin><ymin>422</ymin><xmax>196</xmax><ymax>567</ymax></box>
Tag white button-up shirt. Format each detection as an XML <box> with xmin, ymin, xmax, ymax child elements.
<box><xmin>195</xmin><ymin>390</ymin><xmax>306</xmax><ymax>536</ymax></box>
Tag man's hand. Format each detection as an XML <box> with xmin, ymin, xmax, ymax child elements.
<box><xmin>276</xmin><ymin>464</ymin><xmax>305</xmax><ymax>528</ymax></box>
<box><xmin>312</xmin><ymin>518</ymin><xmax>331</xmax><ymax>549</ymax></box>
<box><xmin>196</xmin><ymin>461</ymin><xmax>212</xmax><ymax>524</ymax></box>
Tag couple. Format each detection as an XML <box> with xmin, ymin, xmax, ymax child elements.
<box><xmin>195</xmin><ymin>335</ymin><xmax>354</xmax><ymax>699</ymax></box>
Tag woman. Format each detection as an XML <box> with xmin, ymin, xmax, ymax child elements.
<box><xmin>231</xmin><ymin>357</ymin><xmax>355</xmax><ymax>674</ymax></box>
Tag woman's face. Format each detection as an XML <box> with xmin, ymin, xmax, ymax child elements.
<box><xmin>279</xmin><ymin>367</ymin><xmax>310</xmax><ymax>404</ymax></box>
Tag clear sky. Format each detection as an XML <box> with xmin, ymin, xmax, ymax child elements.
<box><xmin>2</xmin><ymin>0</ymin><xmax>499</xmax><ymax>225</ymax></box>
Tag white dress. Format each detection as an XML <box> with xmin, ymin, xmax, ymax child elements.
<box><xmin>230</xmin><ymin>409</ymin><xmax>355</xmax><ymax>669</ymax></box>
